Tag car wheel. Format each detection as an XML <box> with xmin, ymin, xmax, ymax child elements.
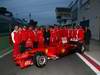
<box><xmin>74</xmin><ymin>42</ymin><xmax>85</xmax><ymax>53</ymax></box>
<box><xmin>34</xmin><ymin>52</ymin><xmax>47</xmax><ymax>68</ymax></box>
<box><xmin>79</xmin><ymin>44</ymin><xmax>85</xmax><ymax>53</ymax></box>
<box><xmin>77</xmin><ymin>43</ymin><xmax>85</xmax><ymax>53</ymax></box>
<box><xmin>80</xmin><ymin>45</ymin><xmax>85</xmax><ymax>53</ymax></box>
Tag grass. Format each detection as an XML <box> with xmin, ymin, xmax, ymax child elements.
<box><xmin>0</xmin><ymin>36</ymin><xmax>12</xmax><ymax>55</ymax></box>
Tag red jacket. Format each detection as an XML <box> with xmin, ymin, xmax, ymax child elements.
<box><xmin>21</xmin><ymin>29</ymin><xmax>28</xmax><ymax>41</ymax></box>
<box><xmin>37</xmin><ymin>30</ymin><xmax>44</xmax><ymax>42</ymax></box>
<box><xmin>11</xmin><ymin>30</ymin><xmax>21</xmax><ymax>58</ymax></box>
<box><xmin>27</xmin><ymin>30</ymin><xmax>35</xmax><ymax>42</ymax></box>
<box><xmin>37</xmin><ymin>29</ymin><xmax>44</xmax><ymax>47</ymax></box>
<box><xmin>68</xmin><ymin>28</ymin><xmax>73</xmax><ymax>40</ymax></box>
<box><xmin>73</xmin><ymin>29</ymin><xmax>78</xmax><ymax>40</ymax></box>
<box><xmin>50</xmin><ymin>29</ymin><xmax>58</xmax><ymax>41</ymax></box>
<box><xmin>33</xmin><ymin>30</ymin><xmax>38</xmax><ymax>41</ymax></box>
<box><xmin>59</xmin><ymin>28</ymin><xmax>63</xmax><ymax>39</ymax></box>
<box><xmin>78</xmin><ymin>28</ymin><xmax>84</xmax><ymax>41</ymax></box>
<box><xmin>50</xmin><ymin>28</ymin><xmax>59</xmax><ymax>46</ymax></box>
<box><xmin>72</xmin><ymin>28</ymin><xmax>84</xmax><ymax>41</ymax></box>
<box><xmin>62</xmin><ymin>28</ymin><xmax>68</xmax><ymax>38</ymax></box>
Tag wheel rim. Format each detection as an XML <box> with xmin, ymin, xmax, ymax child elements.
<box><xmin>37</xmin><ymin>56</ymin><xmax>46</xmax><ymax>65</ymax></box>
<box><xmin>81</xmin><ymin>45</ymin><xmax>85</xmax><ymax>52</ymax></box>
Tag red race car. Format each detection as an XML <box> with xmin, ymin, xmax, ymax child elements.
<box><xmin>13</xmin><ymin>27</ymin><xmax>85</xmax><ymax>69</ymax></box>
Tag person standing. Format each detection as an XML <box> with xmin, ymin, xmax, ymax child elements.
<box><xmin>11</xmin><ymin>25</ymin><xmax>19</xmax><ymax>58</ymax></box>
<box><xmin>21</xmin><ymin>26</ymin><xmax>28</xmax><ymax>42</ymax></box>
<box><xmin>44</xmin><ymin>28</ymin><xmax>50</xmax><ymax>47</ymax></box>
<box><xmin>20</xmin><ymin>26</ymin><xmax>28</xmax><ymax>52</ymax></box>
<box><xmin>37</xmin><ymin>27</ymin><xmax>44</xmax><ymax>48</ymax></box>
<box><xmin>84</xmin><ymin>27</ymin><xmax>91</xmax><ymax>51</ymax></box>
<box><xmin>26</xmin><ymin>26</ymin><xmax>35</xmax><ymax>49</ymax></box>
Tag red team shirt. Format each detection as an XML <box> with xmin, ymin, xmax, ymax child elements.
<box><xmin>27</xmin><ymin>30</ymin><xmax>35</xmax><ymax>42</ymax></box>
<box><xmin>37</xmin><ymin>29</ymin><xmax>44</xmax><ymax>47</ymax></box>
<box><xmin>21</xmin><ymin>29</ymin><xmax>28</xmax><ymax>42</ymax></box>
<box><xmin>11</xmin><ymin>30</ymin><xmax>21</xmax><ymax>57</ymax></box>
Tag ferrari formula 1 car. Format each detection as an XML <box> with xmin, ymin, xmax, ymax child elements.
<box><xmin>14</xmin><ymin>38</ymin><xmax>85</xmax><ymax>69</ymax></box>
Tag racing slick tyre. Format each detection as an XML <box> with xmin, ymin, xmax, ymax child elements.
<box><xmin>76</xmin><ymin>43</ymin><xmax>85</xmax><ymax>53</ymax></box>
<box><xmin>34</xmin><ymin>52</ymin><xmax>48</xmax><ymax>68</ymax></box>
<box><xmin>69</xmin><ymin>41</ymin><xmax>85</xmax><ymax>54</ymax></box>
<box><xmin>80</xmin><ymin>44</ymin><xmax>85</xmax><ymax>53</ymax></box>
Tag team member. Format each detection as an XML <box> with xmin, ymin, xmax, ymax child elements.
<box><xmin>15</xmin><ymin>26</ymin><xmax>22</xmax><ymax>54</ymax></box>
<box><xmin>57</xmin><ymin>26</ymin><xmax>67</xmax><ymax>47</ymax></box>
<box><xmin>20</xmin><ymin>26</ymin><xmax>28</xmax><ymax>52</ymax></box>
<box><xmin>50</xmin><ymin>27</ymin><xmax>55</xmax><ymax>46</ymax></box>
<box><xmin>73</xmin><ymin>26</ymin><xmax>79</xmax><ymax>41</ymax></box>
<box><xmin>73</xmin><ymin>26</ymin><xmax>84</xmax><ymax>42</ymax></box>
<box><xmin>37</xmin><ymin>27</ymin><xmax>44</xmax><ymax>47</ymax></box>
<box><xmin>50</xmin><ymin>26</ymin><xmax>59</xmax><ymax>46</ymax></box>
<box><xmin>84</xmin><ymin>27</ymin><xmax>91</xmax><ymax>51</ymax></box>
<box><xmin>11</xmin><ymin>25</ymin><xmax>20</xmax><ymax>58</ymax></box>
<box><xmin>26</xmin><ymin>26</ymin><xmax>35</xmax><ymax>49</ymax></box>
<box><xmin>44</xmin><ymin>27</ymin><xmax>50</xmax><ymax>47</ymax></box>
<box><xmin>62</xmin><ymin>26</ymin><xmax>68</xmax><ymax>44</ymax></box>
<box><xmin>78</xmin><ymin>26</ymin><xmax>85</xmax><ymax>42</ymax></box>
<box><xmin>21</xmin><ymin>26</ymin><xmax>28</xmax><ymax>42</ymax></box>
<box><xmin>68</xmin><ymin>27</ymin><xmax>74</xmax><ymax>41</ymax></box>
<box><xmin>54</xmin><ymin>25</ymin><xmax>59</xmax><ymax>43</ymax></box>
<box><xmin>33</xmin><ymin>27</ymin><xmax>38</xmax><ymax>48</ymax></box>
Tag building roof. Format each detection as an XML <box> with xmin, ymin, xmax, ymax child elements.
<box><xmin>55</xmin><ymin>7</ymin><xmax>71</xmax><ymax>12</ymax></box>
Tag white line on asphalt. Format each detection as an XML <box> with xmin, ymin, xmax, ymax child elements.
<box><xmin>84</xmin><ymin>52</ymin><xmax>100</xmax><ymax>65</ymax></box>
<box><xmin>0</xmin><ymin>50</ymin><xmax>12</xmax><ymax>58</ymax></box>
<box><xmin>76</xmin><ymin>53</ymin><xmax>100</xmax><ymax>75</ymax></box>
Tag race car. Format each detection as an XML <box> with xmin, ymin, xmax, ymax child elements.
<box><xmin>14</xmin><ymin>38</ymin><xmax>85</xmax><ymax>69</ymax></box>
<box><xmin>13</xmin><ymin>27</ymin><xmax>85</xmax><ymax>69</ymax></box>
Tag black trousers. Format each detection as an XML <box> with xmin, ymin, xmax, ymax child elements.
<box><xmin>33</xmin><ymin>41</ymin><xmax>38</xmax><ymax>48</ymax></box>
<box><xmin>44</xmin><ymin>37</ymin><xmax>50</xmax><ymax>46</ymax></box>
<box><xmin>20</xmin><ymin>41</ymin><xmax>26</xmax><ymax>53</ymax></box>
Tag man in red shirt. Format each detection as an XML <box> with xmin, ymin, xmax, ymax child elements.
<box><xmin>78</xmin><ymin>26</ymin><xmax>85</xmax><ymax>43</ymax></box>
<box><xmin>54</xmin><ymin>26</ymin><xmax>59</xmax><ymax>43</ymax></box>
<box><xmin>73</xmin><ymin>26</ymin><xmax>84</xmax><ymax>42</ymax></box>
<box><xmin>72</xmin><ymin>27</ymin><xmax>78</xmax><ymax>41</ymax></box>
<box><xmin>20</xmin><ymin>26</ymin><xmax>28</xmax><ymax>52</ymax></box>
<box><xmin>11</xmin><ymin>25</ymin><xmax>22</xmax><ymax>58</ymax></box>
<box><xmin>21</xmin><ymin>26</ymin><xmax>28</xmax><ymax>42</ymax></box>
<box><xmin>37</xmin><ymin>27</ymin><xmax>44</xmax><ymax>48</ymax></box>
<box><xmin>68</xmin><ymin>27</ymin><xmax>74</xmax><ymax>41</ymax></box>
<box><xmin>62</xmin><ymin>26</ymin><xmax>69</xmax><ymax>44</ymax></box>
<box><xmin>26</xmin><ymin>26</ymin><xmax>35</xmax><ymax>49</ymax></box>
<box><xmin>50</xmin><ymin>26</ymin><xmax>58</xmax><ymax>46</ymax></box>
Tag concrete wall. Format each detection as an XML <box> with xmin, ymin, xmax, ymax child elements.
<box><xmin>78</xmin><ymin>0</ymin><xmax>100</xmax><ymax>40</ymax></box>
<box><xmin>89</xmin><ymin>0</ymin><xmax>100</xmax><ymax>40</ymax></box>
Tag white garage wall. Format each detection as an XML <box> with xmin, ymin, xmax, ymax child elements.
<box><xmin>90</xmin><ymin>0</ymin><xmax>100</xmax><ymax>40</ymax></box>
<box><xmin>78</xmin><ymin>0</ymin><xmax>100</xmax><ymax>40</ymax></box>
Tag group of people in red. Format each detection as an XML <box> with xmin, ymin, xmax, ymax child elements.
<box><xmin>11</xmin><ymin>25</ymin><xmax>85</xmax><ymax>68</ymax></box>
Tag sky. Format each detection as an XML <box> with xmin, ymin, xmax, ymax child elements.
<box><xmin>0</xmin><ymin>0</ymin><xmax>73</xmax><ymax>25</ymax></box>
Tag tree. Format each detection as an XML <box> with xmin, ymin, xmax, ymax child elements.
<box><xmin>0</xmin><ymin>7</ymin><xmax>7</xmax><ymax>15</ymax></box>
<box><xmin>0</xmin><ymin>7</ymin><xmax>13</xmax><ymax>17</ymax></box>
<box><xmin>28</xmin><ymin>19</ymin><xmax>38</xmax><ymax>28</ymax></box>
